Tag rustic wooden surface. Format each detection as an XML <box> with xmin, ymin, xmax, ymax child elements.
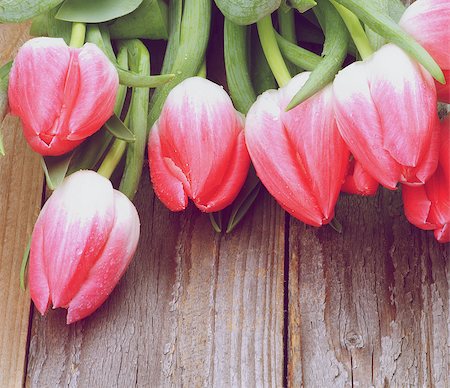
<box><xmin>0</xmin><ymin>19</ymin><xmax>449</xmax><ymax>388</ymax></box>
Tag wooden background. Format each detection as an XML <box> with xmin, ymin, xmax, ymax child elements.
<box><xmin>0</xmin><ymin>20</ymin><xmax>449</xmax><ymax>388</ymax></box>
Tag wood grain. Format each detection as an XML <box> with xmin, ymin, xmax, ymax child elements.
<box><xmin>288</xmin><ymin>189</ymin><xmax>449</xmax><ymax>387</ymax></box>
<box><xmin>0</xmin><ymin>22</ymin><xmax>44</xmax><ymax>388</ymax></box>
<box><xmin>26</xmin><ymin>172</ymin><xmax>285</xmax><ymax>387</ymax></box>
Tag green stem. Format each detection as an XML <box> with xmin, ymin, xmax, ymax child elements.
<box><xmin>256</xmin><ymin>15</ymin><xmax>291</xmax><ymax>87</ymax></box>
<box><xmin>197</xmin><ymin>60</ymin><xmax>207</xmax><ymax>78</ymax></box>
<box><xmin>330</xmin><ymin>0</ymin><xmax>373</xmax><ymax>59</ymax></box>
<box><xmin>69</xmin><ymin>22</ymin><xmax>86</xmax><ymax>48</ymax></box>
<box><xmin>97</xmin><ymin>139</ymin><xmax>127</xmax><ymax>179</ymax></box>
<box><xmin>278</xmin><ymin>8</ymin><xmax>297</xmax><ymax>44</ymax></box>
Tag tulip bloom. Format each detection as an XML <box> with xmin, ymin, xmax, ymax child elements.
<box><xmin>8</xmin><ymin>37</ymin><xmax>118</xmax><ymax>156</ymax></box>
<box><xmin>402</xmin><ymin>117</ymin><xmax>450</xmax><ymax>243</ymax></box>
<box><xmin>29</xmin><ymin>170</ymin><xmax>140</xmax><ymax>324</ymax></box>
<box><xmin>341</xmin><ymin>157</ymin><xmax>379</xmax><ymax>196</ymax></box>
<box><xmin>148</xmin><ymin>77</ymin><xmax>250</xmax><ymax>212</ymax></box>
<box><xmin>399</xmin><ymin>0</ymin><xmax>450</xmax><ymax>103</ymax></box>
<box><xmin>245</xmin><ymin>73</ymin><xmax>349</xmax><ymax>226</ymax></box>
<box><xmin>333</xmin><ymin>44</ymin><xmax>439</xmax><ymax>190</ymax></box>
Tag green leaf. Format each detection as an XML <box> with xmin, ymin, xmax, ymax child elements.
<box><xmin>214</xmin><ymin>0</ymin><xmax>281</xmax><ymax>26</ymax></box>
<box><xmin>209</xmin><ymin>212</ymin><xmax>223</xmax><ymax>233</ymax></box>
<box><xmin>20</xmin><ymin>238</ymin><xmax>31</xmax><ymax>291</ymax></box>
<box><xmin>30</xmin><ymin>6</ymin><xmax>72</xmax><ymax>44</ymax></box>
<box><xmin>287</xmin><ymin>0</ymin><xmax>349</xmax><ymax>110</ymax></box>
<box><xmin>56</xmin><ymin>0</ymin><xmax>143</xmax><ymax>23</ymax></box>
<box><xmin>41</xmin><ymin>153</ymin><xmax>73</xmax><ymax>191</ymax></box>
<box><xmin>288</xmin><ymin>0</ymin><xmax>316</xmax><ymax>13</ymax></box>
<box><xmin>333</xmin><ymin>0</ymin><xmax>444</xmax><ymax>83</ymax></box>
<box><xmin>0</xmin><ymin>61</ymin><xmax>10</xmax><ymax>156</ymax></box>
<box><xmin>0</xmin><ymin>0</ymin><xmax>63</xmax><ymax>22</ymax></box>
<box><xmin>224</xmin><ymin>19</ymin><xmax>256</xmax><ymax>114</ymax></box>
<box><xmin>109</xmin><ymin>0</ymin><xmax>168</xmax><ymax>40</ymax></box>
<box><xmin>329</xmin><ymin>218</ymin><xmax>343</xmax><ymax>233</ymax></box>
<box><xmin>226</xmin><ymin>167</ymin><xmax>261</xmax><ymax>233</ymax></box>
<box><xmin>276</xmin><ymin>32</ymin><xmax>321</xmax><ymax>71</ymax></box>
<box><xmin>104</xmin><ymin>114</ymin><xmax>135</xmax><ymax>142</ymax></box>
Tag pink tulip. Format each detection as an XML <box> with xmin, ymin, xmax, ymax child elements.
<box><xmin>148</xmin><ymin>77</ymin><xmax>250</xmax><ymax>212</ymax></box>
<box><xmin>399</xmin><ymin>0</ymin><xmax>450</xmax><ymax>103</ymax></box>
<box><xmin>402</xmin><ymin>117</ymin><xmax>450</xmax><ymax>243</ymax></box>
<box><xmin>8</xmin><ymin>37</ymin><xmax>118</xmax><ymax>156</ymax></box>
<box><xmin>29</xmin><ymin>170</ymin><xmax>140</xmax><ymax>324</ymax></box>
<box><xmin>341</xmin><ymin>156</ymin><xmax>379</xmax><ymax>196</ymax></box>
<box><xmin>333</xmin><ymin>44</ymin><xmax>439</xmax><ymax>190</ymax></box>
<box><xmin>245</xmin><ymin>73</ymin><xmax>349</xmax><ymax>226</ymax></box>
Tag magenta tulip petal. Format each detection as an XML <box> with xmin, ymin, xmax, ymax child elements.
<box><xmin>400</xmin><ymin>0</ymin><xmax>450</xmax><ymax>104</ymax></box>
<box><xmin>67</xmin><ymin>191</ymin><xmax>140</xmax><ymax>324</ymax></box>
<box><xmin>148</xmin><ymin>77</ymin><xmax>250</xmax><ymax>213</ymax></box>
<box><xmin>29</xmin><ymin>171</ymin><xmax>140</xmax><ymax>323</ymax></box>
<box><xmin>369</xmin><ymin>45</ymin><xmax>436</xmax><ymax>169</ymax></box>
<box><xmin>148</xmin><ymin>122</ymin><xmax>189</xmax><ymax>211</ymax></box>
<box><xmin>8</xmin><ymin>37</ymin><xmax>118</xmax><ymax>156</ymax></box>
<box><xmin>341</xmin><ymin>157</ymin><xmax>379</xmax><ymax>196</ymax></box>
<box><xmin>333</xmin><ymin>59</ymin><xmax>401</xmax><ymax>189</ymax></box>
<box><xmin>333</xmin><ymin>44</ymin><xmax>439</xmax><ymax>189</ymax></box>
<box><xmin>399</xmin><ymin>0</ymin><xmax>450</xmax><ymax>69</ymax></box>
<box><xmin>402</xmin><ymin>185</ymin><xmax>436</xmax><ymax>230</ymax></box>
<box><xmin>195</xmin><ymin>129</ymin><xmax>250</xmax><ymax>212</ymax></box>
<box><xmin>68</xmin><ymin>43</ymin><xmax>119</xmax><ymax>141</ymax></box>
<box><xmin>280</xmin><ymin>74</ymin><xmax>349</xmax><ymax>219</ymax></box>
<box><xmin>245</xmin><ymin>73</ymin><xmax>348</xmax><ymax>227</ymax></box>
<box><xmin>402</xmin><ymin>117</ymin><xmax>450</xmax><ymax>243</ymax></box>
<box><xmin>246</xmin><ymin>90</ymin><xmax>324</xmax><ymax>226</ymax></box>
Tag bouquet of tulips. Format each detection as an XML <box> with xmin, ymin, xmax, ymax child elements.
<box><xmin>0</xmin><ymin>0</ymin><xmax>448</xmax><ymax>324</ymax></box>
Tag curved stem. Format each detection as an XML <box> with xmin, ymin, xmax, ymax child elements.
<box><xmin>97</xmin><ymin>139</ymin><xmax>127</xmax><ymax>179</ymax></box>
<box><xmin>257</xmin><ymin>15</ymin><xmax>291</xmax><ymax>87</ymax></box>
<box><xmin>330</xmin><ymin>0</ymin><xmax>373</xmax><ymax>59</ymax></box>
<box><xmin>69</xmin><ymin>22</ymin><xmax>86</xmax><ymax>48</ymax></box>
<box><xmin>197</xmin><ymin>60</ymin><xmax>207</xmax><ymax>78</ymax></box>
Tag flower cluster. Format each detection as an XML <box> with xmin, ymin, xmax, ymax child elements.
<box><xmin>1</xmin><ymin>0</ymin><xmax>448</xmax><ymax>324</ymax></box>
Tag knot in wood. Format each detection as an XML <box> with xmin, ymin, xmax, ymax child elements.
<box><xmin>344</xmin><ymin>331</ymin><xmax>364</xmax><ymax>349</ymax></box>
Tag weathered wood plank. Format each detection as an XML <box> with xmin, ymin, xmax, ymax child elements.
<box><xmin>288</xmin><ymin>189</ymin><xmax>449</xmax><ymax>387</ymax></box>
<box><xmin>0</xmin><ymin>23</ymin><xmax>44</xmax><ymax>388</ymax></box>
<box><xmin>26</xmin><ymin>172</ymin><xmax>285</xmax><ymax>387</ymax></box>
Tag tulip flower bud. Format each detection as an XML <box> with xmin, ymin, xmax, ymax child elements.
<box><xmin>402</xmin><ymin>117</ymin><xmax>450</xmax><ymax>243</ymax></box>
<box><xmin>245</xmin><ymin>73</ymin><xmax>349</xmax><ymax>227</ymax></box>
<box><xmin>29</xmin><ymin>170</ymin><xmax>140</xmax><ymax>324</ymax></box>
<box><xmin>341</xmin><ymin>157</ymin><xmax>379</xmax><ymax>196</ymax></box>
<box><xmin>8</xmin><ymin>37</ymin><xmax>118</xmax><ymax>156</ymax></box>
<box><xmin>148</xmin><ymin>77</ymin><xmax>250</xmax><ymax>213</ymax></box>
<box><xmin>333</xmin><ymin>44</ymin><xmax>439</xmax><ymax>190</ymax></box>
<box><xmin>399</xmin><ymin>0</ymin><xmax>450</xmax><ymax>103</ymax></box>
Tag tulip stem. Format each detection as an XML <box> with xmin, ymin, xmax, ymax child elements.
<box><xmin>97</xmin><ymin>139</ymin><xmax>127</xmax><ymax>179</ymax></box>
<box><xmin>69</xmin><ymin>22</ymin><xmax>86</xmax><ymax>48</ymax></box>
<box><xmin>330</xmin><ymin>0</ymin><xmax>373</xmax><ymax>59</ymax></box>
<box><xmin>197</xmin><ymin>60</ymin><xmax>207</xmax><ymax>78</ymax></box>
<box><xmin>257</xmin><ymin>15</ymin><xmax>291</xmax><ymax>87</ymax></box>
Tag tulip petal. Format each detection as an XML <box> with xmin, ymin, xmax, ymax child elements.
<box><xmin>67</xmin><ymin>190</ymin><xmax>140</xmax><ymax>324</ymax></box>
<box><xmin>402</xmin><ymin>184</ymin><xmax>436</xmax><ymax>230</ymax></box>
<box><xmin>368</xmin><ymin>45</ymin><xmax>436</xmax><ymax>173</ymax></box>
<box><xmin>341</xmin><ymin>157</ymin><xmax>379</xmax><ymax>196</ymax></box>
<box><xmin>245</xmin><ymin>89</ymin><xmax>325</xmax><ymax>226</ymax></box>
<box><xmin>148</xmin><ymin>122</ymin><xmax>189</xmax><ymax>211</ymax></box>
<box><xmin>149</xmin><ymin>77</ymin><xmax>249</xmax><ymax>213</ymax></box>
<box><xmin>333</xmin><ymin>60</ymin><xmax>401</xmax><ymax>189</ymax></box>
<box><xmin>436</xmin><ymin>69</ymin><xmax>450</xmax><ymax>104</ymax></box>
<box><xmin>8</xmin><ymin>38</ymin><xmax>71</xmax><ymax>153</ymax></box>
<box><xmin>399</xmin><ymin>0</ymin><xmax>450</xmax><ymax>69</ymax></box>
<box><xmin>280</xmin><ymin>74</ymin><xmax>349</xmax><ymax>219</ymax></box>
<box><xmin>195</xmin><ymin>129</ymin><xmax>250</xmax><ymax>212</ymax></box>
<box><xmin>36</xmin><ymin>171</ymin><xmax>115</xmax><ymax>309</ymax></box>
<box><xmin>28</xmin><ymin>221</ymin><xmax>51</xmax><ymax>315</ymax></box>
<box><xmin>67</xmin><ymin>43</ymin><xmax>118</xmax><ymax>141</ymax></box>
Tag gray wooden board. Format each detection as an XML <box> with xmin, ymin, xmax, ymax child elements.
<box><xmin>288</xmin><ymin>189</ymin><xmax>449</xmax><ymax>387</ymax></box>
